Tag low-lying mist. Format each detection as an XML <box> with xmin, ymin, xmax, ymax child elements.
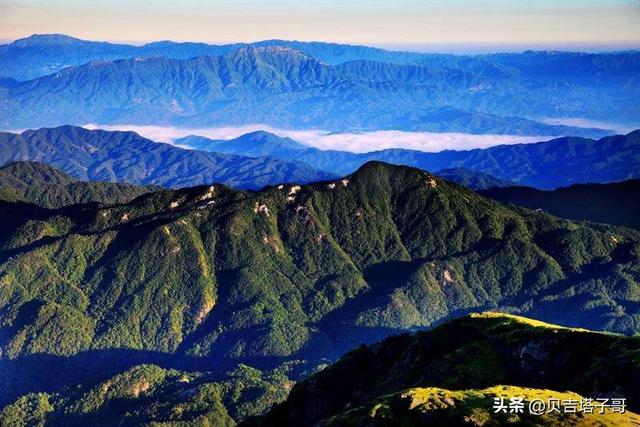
<box><xmin>83</xmin><ymin>124</ymin><xmax>552</xmax><ymax>153</ymax></box>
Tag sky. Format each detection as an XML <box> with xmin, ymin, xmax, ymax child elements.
<box><xmin>2</xmin><ymin>0</ymin><xmax>639</xmax><ymax>52</ymax></box>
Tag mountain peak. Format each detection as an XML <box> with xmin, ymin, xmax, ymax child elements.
<box><xmin>0</xmin><ymin>160</ymin><xmax>76</xmax><ymax>184</ymax></box>
<box><xmin>353</xmin><ymin>160</ymin><xmax>435</xmax><ymax>178</ymax></box>
<box><xmin>230</xmin><ymin>45</ymin><xmax>313</xmax><ymax>63</ymax></box>
<box><xmin>232</xmin><ymin>131</ymin><xmax>306</xmax><ymax>148</ymax></box>
<box><xmin>10</xmin><ymin>33</ymin><xmax>84</xmax><ymax>48</ymax></box>
<box><xmin>247</xmin><ymin>45</ymin><xmax>309</xmax><ymax>56</ymax></box>
<box><xmin>176</xmin><ymin>131</ymin><xmax>308</xmax><ymax>156</ymax></box>
<box><xmin>345</xmin><ymin>161</ymin><xmax>444</xmax><ymax>191</ymax></box>
<box><xmin>238</xmin><ymin>130</ymin><xmax>284</xmax><ymax>139</ymax></box>
<box><xmin>21</xmin><ymin>125</ymin><xmax>147</xmax><ymax>142</ymax></box>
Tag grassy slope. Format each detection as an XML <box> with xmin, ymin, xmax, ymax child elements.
<box><xmin>249</xmin><ymin>312</ymin><xmax>640</xmax><ymax>426</ymax></box>
<box><xmin>324</xmin><ymin>386</ymin><xmax>640</xmax><ymax>426</ymax></box>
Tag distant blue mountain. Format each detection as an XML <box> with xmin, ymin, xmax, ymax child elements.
<box><xmin>178</xmin><ymin>133</ymin><xmax>516</xmax><ymax>190</ymax></box>
<box><xmin>0</xmin><ymin>34</ymin><xmax>428</xmax><ymax>81</ymax></box>
<box><xmin>0</xmin><ymin>126</ymin><xmax>335</xmax><ymax>189</ymax></box>
<box><xmin>182</xmin><ymin>131</ymin><xmax>308</xmax><ymax>157</ymax></box>
<box><xmin>177</xmin><ymin>129</ymin><xmax>640</xmax><ymax>189</ymax></box>
<box><xmin>2</xmin><ymin>37</ymin><xmax>635</xmax><ymax>135</ymax></box>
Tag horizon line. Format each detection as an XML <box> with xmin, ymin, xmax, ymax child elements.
<box><xmin>3</xmin><ymin>33</ymin><xmax>639</xmax><ymax>55</ymax></box>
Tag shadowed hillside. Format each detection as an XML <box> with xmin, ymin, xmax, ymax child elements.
<box><xmin>480</xmin><ymin>179</ymin><xmax>640</xmax><ymax>230</ymax></box>
<box><xmin>248</xmin><ymin>312</ymin><xmax>640</xmax><ymax>426</ymax></box>
<box><xmin>3</xmin><ymin>313</ymin><xmax>639</xmax><ymax>426</ymax></box>
<box><xmin>0</xmin><ymin>161</ymin><xmax>154</xmax><ymax>208</ymax></box>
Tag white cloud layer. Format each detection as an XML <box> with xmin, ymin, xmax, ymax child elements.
<box><xmin>540</xmin><ymin>117</ymin><xmax>633</xmax><ymax>134</ymax></box>
<box><xmin>83</xmin><ymin>123</ymin><xmax>551</xmax><ymax>153</ymax></box>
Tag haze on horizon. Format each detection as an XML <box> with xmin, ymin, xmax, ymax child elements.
<box><xmin>2</xmin><ymin>0</ymin><xmax>640</xmax><ymax>53</ymax></box>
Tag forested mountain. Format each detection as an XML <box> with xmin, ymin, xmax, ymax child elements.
<box><xmin>0</xmin><ymin>363</ymin><xmax>295</xmax><ymax>426</ymax></box>
<box><xmin>249</xmin><ymin>313</ymin><xmax>640</xmax><ymax>426</ymax></box>
<box><xmin>2</xmin><ymin>26</ymin><xmax>638</xmax><ymax>427</ymax></box>
<box><xmin>0</xmin><ymin>126</ymin><xmax>334</xmax><ymax>189</ymax></box>
<box><xmin>0</xmin><ymin>161</ymin><xmax>153</xmax><ymax>208</ymax></box>
<box><xmin>3</xmin><ymin>313</ymin><xmax>639</xmax><ymax>426</ymax></box>
<box><xmin>178</xmin><ymin>130</ymin><xmax>640</xmax><ymax>189</ymax></box>
<box><xmin>1</xmin><ymin>162</ymin><xmax>639</xmax><ymax>416</ymax></box>
<box><xmin>481</xmin><ymin>179</ymin><xmax>640</xmax><ymax>230</ymax></box>
<box><xmin>3</xmin><ymin>35</ymin><xmax>637</xmax><ymax>135</ymax></box>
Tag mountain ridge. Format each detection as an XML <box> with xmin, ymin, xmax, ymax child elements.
<box><xmin>0</xmin><ymin>161</ymin><xmax>154</xmax><ymax>208</ymax></box>
<box><xmin>247</xmin><ymin>312</ymin><xmax>640</xmax><ymax>426</ymax></box>
<box><xmin>177</xmin><ymin>129</ymin><xmax>640</xmax><ymax>189</ymax></box>
<box><xmin>0</xmin><ymin>126</ymin><xmax>335</xmax><ymax>189</ymax></box>
<box><xmin>480</xmin><ymin>179</ymin><xmax>640</xmax><ymax>229</ymax></box>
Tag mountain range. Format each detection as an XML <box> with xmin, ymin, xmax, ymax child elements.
<box><xmin>178</xmin><ymin>129</ymin><xmax>640</xmax><ymax>189</ymax></box>
<box><xmin>2</xmin><ymin>35</ymin><xmax>638</xmax><ymax>134</ymax></box>
<box><xmin>0</xmin><ymin>126</ymin><xmax>334</xmax><ymax>189</ymax></box>
<box><xmin>1</xmin><ymin>161</ymin><xmax>639</xmax><ymax>412</ymax></box>
<box><xmin>0</xmin><ymin>34</ymin><xmax>429</xmax><ymax>81</ymax></box>
<box><xmin>177</xmin><ymin>131</ymin><xmax>515</xmax><ymax>190</ymax></box>
<box><xmin>2</xmin><ymin>159</ymin><xmax>636</xmax><ymax>233</ymax></box>
<box><xmin>2</xmin><ymin>32</ymin><xmax>639</xmax><ymax>426</ymax></box>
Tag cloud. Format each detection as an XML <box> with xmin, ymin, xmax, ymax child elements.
<box><xmin>83</xmin><ymin>123</ymin><xmax>550</xmax><ymax>153</ymax></box>
<box><xmin>282</xmin><ymin>129</ymin><xmax>548</xmax><ymax>153</ymax></box>
<box><xmin>540</xmin><ymin>117</ymin><xmax>632</xmax><ymax>133</ymax></box>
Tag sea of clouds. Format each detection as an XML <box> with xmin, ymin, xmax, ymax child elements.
<box><xmin>83</xmin><ymin>124</ymin><xmax>551</xmax><ymax>153</ymax></box>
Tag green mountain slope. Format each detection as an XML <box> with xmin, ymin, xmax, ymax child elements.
<box><xmin>0</xmin><ymin>126</ymin><xmax>335</xmax><ymax>190</ymax></box>
<box><xmin>1</xmin><ymin>162</ymin><xmax>639</xmax><ymax>409</ymax></box>
<box><xmin>0</xmin><ymin>363</ymin><xmax>299</xmax><ymax>426</ymax></box>
<box><xmin>3</xmin><ymin>313</ymin><xmax>639</xmax><ymax>426</ymax></box>
<box><xmin>480</xmin><ymin>179</ymin><xmax>640</xmax><ymax>230</ymax></box>
<box><xmin>248</xmin><ymin>312</ymin><xmax>640</xmax><ymax>426</ymax></box>
<box><xmin>0</xmin><ymin>161</ymin><xmax>154</xmax><ymax>208</ymax></box>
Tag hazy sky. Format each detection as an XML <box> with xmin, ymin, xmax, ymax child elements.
<box><xmin>2</xmin><ymin>1</ymin><xmax>639</xmax><ymax>51</ymax></box>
